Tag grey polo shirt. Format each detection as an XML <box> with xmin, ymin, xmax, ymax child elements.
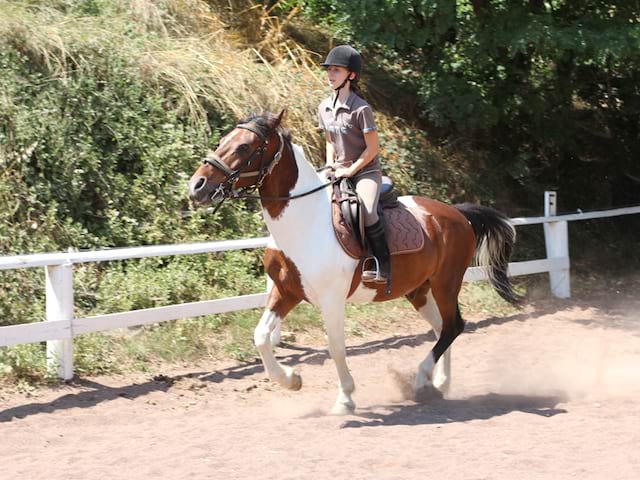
<box><xmin>318</xmin><ymin>92</ymin><xmax>382</xmax><ymax>174</ymax></box>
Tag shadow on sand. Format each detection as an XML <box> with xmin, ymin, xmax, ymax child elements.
<box><xmin>340</xmin><ymin>392</ymin><xmax>568</xmax><ymax>429</ymax></box>
<box><xmin>0</xmin><ymin>332</ymin><xmax>431</xmax><ymax>423</ymax></box>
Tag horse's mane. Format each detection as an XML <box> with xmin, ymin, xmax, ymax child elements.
<box><xmin>240</xmin><ymin>112</ymin><xmax>293</xmax><ymax>143</ymax></box>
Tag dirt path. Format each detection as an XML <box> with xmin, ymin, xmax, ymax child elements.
<box><xmin>2</xmin><ymin>291</ymin><xmax>639</xmax><ymax>479</ymax></box>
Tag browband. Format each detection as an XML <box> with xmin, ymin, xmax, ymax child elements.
<box><xmin>204</xmin><ymin>129</ymin><xmax>285</xmax><ymax>180</ymax></box>
<box><xmin>236</xmin><ymin>123</ymin><xmax>267</xmax><ymax>141</ymax></box>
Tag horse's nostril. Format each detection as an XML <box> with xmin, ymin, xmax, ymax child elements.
<box><xmin>189</xmin><ymin>176</ymin><xmax>208</xmax><ymax>199</ymax></box>
<box><xmin>194</xmin><ymin>177</ymin><xmax>206</xmax><ymax>192</ymax></box>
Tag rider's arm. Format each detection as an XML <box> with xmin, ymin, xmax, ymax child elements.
<box><xmin>325</xmin><ymin>131</ymin><xmax>335</xmax><ymax>167</ymax></box>
<box><xmin>347</xmin><ymin>130</ymin><xmax>379</xmax><ymax>176</ymax></box>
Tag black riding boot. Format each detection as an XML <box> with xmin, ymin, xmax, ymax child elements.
<box><xmin>362</xmin><ymin>220</ymin><xmax>391</xmax><ymax>294</ymax></box>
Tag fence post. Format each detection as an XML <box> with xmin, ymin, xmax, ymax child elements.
<box><xmin>45</xmin><ymin>263</ymin><xmax>74</xmax><ymax>380</ymax></box>
<box><xmin>543</xmin><ymin>191</ymin><xmax>571</xmax><ymax>298</ymax></box>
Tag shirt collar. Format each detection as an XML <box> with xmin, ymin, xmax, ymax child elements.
<box><xmin>325</xmin><ymin>91</ymin><xmax>355</xmax><ymax>112</ymax></box>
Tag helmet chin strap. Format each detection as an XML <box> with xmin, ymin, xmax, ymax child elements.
<box><xmin>332</xmin><ymin>75</ymin><xmax>351</xmax><ymax>108</ymax></box>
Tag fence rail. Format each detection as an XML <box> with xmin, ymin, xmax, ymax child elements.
<box><xmin>0</xmin><ymin>238</ymin><xmax>271</xmax><ymax>271</ymax></box>
<box><xmin>1</xmin><ymin>193</ymin><xmax>639</xmax><ymax>379</ymax></box>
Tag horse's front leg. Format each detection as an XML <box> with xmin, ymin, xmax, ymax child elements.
<box><xmin>321</xmin><ymin>300</ymin><xmax>356</xmax><ymax>415</ymax></box>
<box><xmin>254</xmin><ymin>285</ymin><xmax>302</xmax><ymax>390</ymax></box>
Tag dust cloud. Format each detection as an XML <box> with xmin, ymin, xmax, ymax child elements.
<box><xmin>380</xmin><ymin>303</ymin><xmax>640</xmax><ymax>404</ymax></box>
<box><xmin>488</xmin><ymin>326</ymin><xmax>640</xmax><ymax>401</ymax></box>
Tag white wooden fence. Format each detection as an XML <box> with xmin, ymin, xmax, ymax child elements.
<box><xmin>1</xmin><ymin>192</ymin><xmax>639</xmax><ymax>379</ymax></box>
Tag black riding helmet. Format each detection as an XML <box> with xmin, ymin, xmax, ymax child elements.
<box><xmin>321</xmin><ymin>45</ymin><xmax>362</xmax><ymax>107</ymax></box>
<box><xmin>321</xmin><ymin>45</ymin><xmax>362</xmax><ymax>78</ymax></box>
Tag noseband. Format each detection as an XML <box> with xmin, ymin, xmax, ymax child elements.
<box><xmin>203</xmin><ymin>123</ymin><xmax>285</xmax><ymax>201</ymax></box>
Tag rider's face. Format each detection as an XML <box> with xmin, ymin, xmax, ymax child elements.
<box><xmin>326</xmin><ymin>65</ymin><xmax>353</xmax><ymax>89</ymax></box>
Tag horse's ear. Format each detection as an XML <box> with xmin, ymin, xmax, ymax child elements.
<box><xmin>269</xmin><ymin>109</ymin><xmax>286</xmax><ymax>130</ymax></box>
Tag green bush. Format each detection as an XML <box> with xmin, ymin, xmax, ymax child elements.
<box><xmin>0</xmin><ymin>1</ymin><xmax>272</xmax><ymax>380</ymax></box>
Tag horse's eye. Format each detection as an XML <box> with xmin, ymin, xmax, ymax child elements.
<box><xmin>237</xmin><ymin>144</ymin><xmax>250</xmax><ymax>155</ymax></box>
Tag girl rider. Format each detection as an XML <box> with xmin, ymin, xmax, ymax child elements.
<box><xmin>317</xmin><ymin>45</ymin><xmax>390</xmax><ymax>288</ymax></box>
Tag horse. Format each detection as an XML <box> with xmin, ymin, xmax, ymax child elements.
<box><xmin>188</xmin><ymin>110</ymin><xmax>521</xmax><ymax>415</ymax></box>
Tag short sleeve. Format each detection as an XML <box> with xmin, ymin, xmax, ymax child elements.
<box><xmin>317</xmin><ymin>105</ymin><xmax>326</xmax><ymax>130</ymax></box>
<box><xmin>357</xmin><ymin>105</ymin><xmax>377</xmax><ymax>133</ymax></box>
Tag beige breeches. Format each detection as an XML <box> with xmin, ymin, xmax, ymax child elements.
<box><xmin>353</xmin><ymin>170</ymin><xmax>382</xmax><ymax>226</ymax></box>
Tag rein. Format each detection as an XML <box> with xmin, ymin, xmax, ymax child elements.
<box><xmin>231</xmin><ymin>174</ymin><xmax>338</xmax><ymax>201</ymax></box>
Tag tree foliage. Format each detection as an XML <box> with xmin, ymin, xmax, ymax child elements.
<box><xmin>300</xmin><ymin>0</ymin><xmax>640</xmax><ymax>207</ymax></box>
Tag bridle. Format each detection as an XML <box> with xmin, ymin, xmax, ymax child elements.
<box><xmin>203</xmin><ymin>122</ymin><xmax>285</xmax><ymax>203</ymax></box>
<box><xmin>201</xmin><ymin>122</ymin><xmax>337</xmax><ymax>214</ymax></box>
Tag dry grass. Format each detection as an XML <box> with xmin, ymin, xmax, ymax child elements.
<box><xmin>0</xmin><ymin>0</ymin><xmax>443</xmax><ymax>173</ymax></box>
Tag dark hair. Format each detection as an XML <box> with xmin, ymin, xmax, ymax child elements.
<box><xmin>349</xmin><ymin>76</ymin><xmax>364</xmax><ymax>99</ymax></box>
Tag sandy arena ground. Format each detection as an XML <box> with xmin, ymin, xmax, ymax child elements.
<box><xmin>1</xmin><ymin>287</ymin><xmax>639</xmax><ymax>479</ymax></box>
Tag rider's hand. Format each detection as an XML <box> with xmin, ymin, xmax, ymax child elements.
<box><xmin>334</xmin><ymin>167</ymin><xmax>353</xmax><ymax>178</ymax></box>
<box><xmin>323</xmin><ymin>165</ymin><xmax>335</xmax><ymax>180</ymax></box>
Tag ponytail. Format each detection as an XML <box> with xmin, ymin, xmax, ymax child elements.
<box><xmin>350</xmin><ymin>76</ymin><xmax>364</xmax><ymax>99</ymax></box>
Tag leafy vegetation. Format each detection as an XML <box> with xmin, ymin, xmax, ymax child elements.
<box><xmin>1</xmin><ymin>0</ymin><xmax>638</xmax><ymax>384</ymax></box>
<box><xmin>296</xmin><ymin>0</ymin><xmax>640</xmax><ymax>209</ymax></box>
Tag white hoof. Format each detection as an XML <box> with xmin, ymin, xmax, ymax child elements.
<box><xmin>283</xmin><ymin>367</ymin><xmax>302</xmax><ymax>391</ymax></box>
<box><xmin>329</xmin><ymin>401</ymin><xmax>356</xmax><ymax>416</ymax></box>
<box><xmin>433</xmin><ymin>378</ymin><xmax>450</xmax><ymax>397</ymax></box>
<box><xmin>415</xmin><ymin>384</ymin><xmax>444</xmax><ymax>403</ymax></box>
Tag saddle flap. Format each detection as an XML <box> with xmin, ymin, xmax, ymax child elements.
<box><xmin>331</xmin><ymin>176</ymin><xmax>424</xmax><ymax>260</ymax></box>
<box><xmin>337</xmin><ymin>178</ymin><xmax>365</xmax><ymax>246</ymax></box>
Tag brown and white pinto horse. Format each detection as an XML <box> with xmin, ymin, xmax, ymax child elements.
<box><xmin>189</xmin><ymin>111</ymin><xmax>520</xmax><ymax>414</ymax></box>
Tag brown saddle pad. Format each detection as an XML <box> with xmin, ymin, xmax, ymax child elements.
<box><xmin>331</xmin><ymin>198</ymin><xmax>425</xmax><ymax>259</ymax></box>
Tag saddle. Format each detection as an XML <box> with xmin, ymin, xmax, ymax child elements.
<box><xmin>331</xmin><ymin>176</ymin><xmax>425</xmax><ymax>260</ymax></box>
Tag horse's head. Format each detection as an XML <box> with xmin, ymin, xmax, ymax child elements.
<box><xmin>189</xmin><ymin>110</ymin><xmax>286</xmax><ymax>206</ymax></box>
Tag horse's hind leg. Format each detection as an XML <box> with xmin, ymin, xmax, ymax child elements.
<box><xmin>407</xmin><ymin>282</ymin><xmax>464</xmax><ymax>400</ymax></box>
<box><xmin>254</xmin><ymin>284</ymin><xmax>302</xmax><ymax>390</ymax></box>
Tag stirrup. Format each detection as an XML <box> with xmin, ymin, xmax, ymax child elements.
<box><xmin>362</xmin><ymin>256</ymin><xmax>386</xmax><ymax>284</ymax></box>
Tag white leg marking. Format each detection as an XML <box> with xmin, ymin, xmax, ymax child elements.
<box><xmin>265</xmin><ymin>277</ymin><xmax>281</xmax><ymax>346</ymax></box>
<box><xmin>415</xmin><ymin>352</ymin><xmax>436</xmax><ymax>391</ymax></box>
<box><xmin>269</xmin><ymin>318</ymin><xmax>281</xmax><ymax>346</ymax></box>
<box><xmin>321</xmin><ymin>301</ymin><xmax>356</xmax><ymax>415</ymax></box>
<box><xmin>415</xmin><ymin>291</ymin><xmax>451</xmax><ymax>396</ymax></box>
<box><xmin>254</xmin><ymin>309</ymin><xmax>301</xmax><ymax>390</ymax></box>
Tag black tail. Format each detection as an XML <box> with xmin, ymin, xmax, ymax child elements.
<box><xmin>455</xmin><ymin>203</ymin><xmax>523</xmax><ymax>305</ymax></box>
